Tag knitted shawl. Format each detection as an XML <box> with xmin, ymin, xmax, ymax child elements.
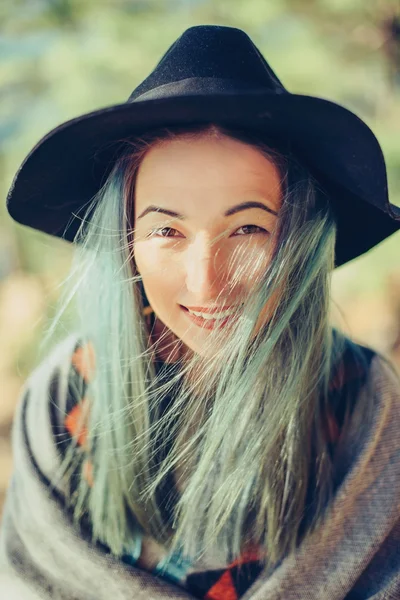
<box><xmin>0</xmin><ymin>331</ymin><xmax>399</xmax><ymax>600</ymax></box>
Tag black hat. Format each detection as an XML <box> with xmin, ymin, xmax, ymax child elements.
<box><xmin>6</xmin><ymin>24</ymin><xmax>400</xmax><ymax>268</ymax></box>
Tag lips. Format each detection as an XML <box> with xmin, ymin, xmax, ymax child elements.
<box><xmin>180</xmin><ymin>305</ymin><xmax>239</xmax><ymax>330</ymax></box>
<box><xmin>183</xmin><ymin>306</ymin><xmax>236</xmax><ymax>313</ymax></box>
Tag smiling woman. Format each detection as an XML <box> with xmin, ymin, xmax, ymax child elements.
<box><xmin>2</xmin><ymin>24</ymin><xmax>400</xmax><ymax>600</ymax></box>
<box><xmin>5</xmin><ymin>118</ymin><xmax>374</xmax><ymax>583</ymax></box>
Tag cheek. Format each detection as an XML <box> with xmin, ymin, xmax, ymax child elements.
<box><xmin>134</xmin><ymin>242</ymin><xmax>182</xmax><ymax>309</ymax></box>
<box><xmin>236</xmin><ymin>244</ymin><xmax>274</xmax><ymax>289</ymax></box>
<box><xmin>134</xmin><ymin>240</ymin><xmax>168</xmax><ymax>281</ymax></box>
<box><xmin>134</xmin><ymin>239</ymin><xmax>156</xmax><ymax>275</ymax></box>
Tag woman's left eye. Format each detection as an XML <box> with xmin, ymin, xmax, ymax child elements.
<box><xmin>233</xmin><ymin>225</ymin><xmax>268</xmax><ymax>235</ymax></box>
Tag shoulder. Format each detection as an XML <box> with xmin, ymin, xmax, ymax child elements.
<box><xmin>354</xmin><ymin>346</ymin><xmax>400</xmax><ymax>419</ymax></box>
<box><xmin>326</xmin><ymin>337</ymin><xmax>377</xmax><ymax>441</ymax></box>
<box><xmin>21</xmin><ymin>333</ymin><xmax>84</xmax><ymax>422</ymax></box>
<box><xmin>14</xmin><ymin>333</ymin><xmax>85</xmax><ymax>484</ymax></box>
<box><xmin>334</xmin><ymin>349</ymin><xmax>400</xmax><ymax>472</ymax></box>
<box><xmin>345</xmin><ymin>339</ymin><xmax>400</xmax><ymax>426</ymax></box>
<box><xmin>368</xmin><ymin>351</ymin><xmax>400</xmax><ymax>390</ymax></box>
<box><xmin>366</xmin><ymin>351</ymin><xmax>400</xmax><ymax>422</ymax></box>
<box><xmin>326</xmin><ymin>336</ymin><xmax>399</xmax><ymax>447</ymax></box>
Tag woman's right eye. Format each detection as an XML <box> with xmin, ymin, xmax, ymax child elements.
<box><xmin>152</xmin><ymin>227</ymin><xmax>182</xmax><ymax>238</ymax></box>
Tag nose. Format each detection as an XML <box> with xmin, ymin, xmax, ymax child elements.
<box><xmin>184</xmin><ymin>235</ymin><xmax>225</xmax><ymax>302</ymax></box>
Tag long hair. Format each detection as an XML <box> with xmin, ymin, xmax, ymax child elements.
<box><xmin>40</xmin><ymin>122</ymin><xmax>377</xmax><ymax>574</ymax></box>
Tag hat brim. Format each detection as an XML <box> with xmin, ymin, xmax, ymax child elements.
<box><xmin>6</xmin><ymin>91</ymin><xmax>400</xmax><ymax>267</ymax></box>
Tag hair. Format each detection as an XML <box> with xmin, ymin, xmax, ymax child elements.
<box><xmin>40</xmin><ymin>122</ymin><xmax>380</xmax><ymax>576</ymax></box>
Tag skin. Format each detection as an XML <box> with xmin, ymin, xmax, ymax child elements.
<box><xmin>133</xmin><ymin>134</ymin><xmax>283</xmax><ymax>360</ymax></box>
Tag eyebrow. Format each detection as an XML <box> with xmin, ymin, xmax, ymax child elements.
<box><xmin>137</xmin><ymin>200</ymin><xmax>278</xmax><ymax>220</ymax></box>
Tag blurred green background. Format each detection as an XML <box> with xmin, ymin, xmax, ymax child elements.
<box><xmin>0</xmin><ymin>0</ymin><xmax>400</xmax><ymax>516</ymax></box>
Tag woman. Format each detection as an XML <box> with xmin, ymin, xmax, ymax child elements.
<box><xmin>1</xmin><ymin>25</ymin><xmax>400</xmax><ymax>600</ymax></box>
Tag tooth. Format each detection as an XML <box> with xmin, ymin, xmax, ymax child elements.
<box><xmin>188</xmin><ymin>309</ymin><xmax>235</xmax><ymax>319</ymax></box>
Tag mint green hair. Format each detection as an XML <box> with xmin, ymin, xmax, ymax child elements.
<box><xmin>41</xmin><ymin>122</ymin><xmax>377</xmax><ymax>575</ymax></box>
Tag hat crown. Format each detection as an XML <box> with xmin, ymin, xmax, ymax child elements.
<box><xmin>129</xmin><ymin>25</ymin><xmax>286</xmax><ymax>102</ymax></box>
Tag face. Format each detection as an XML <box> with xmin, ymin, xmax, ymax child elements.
<box><xmin>133</xmin><ymin>134</ymin><xmax>282</xmax><ymax>357</ymax></box>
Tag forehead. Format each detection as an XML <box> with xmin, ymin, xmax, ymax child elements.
<box><xmin>134</xmin><ymin>135</ymin><xmax>283</xmax><ymax>209</ymax></box>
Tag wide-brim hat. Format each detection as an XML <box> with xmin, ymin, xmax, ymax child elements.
<box><xmin>6</xmin><ymin>25</ymin><xmax>400</xmax><ymax>268</ymax></box>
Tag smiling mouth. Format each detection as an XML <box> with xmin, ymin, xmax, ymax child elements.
<box><xmin>180</xmin><ymin>305</ymin><xmax>240</xmax><ymax>329</ymax></box>
<box><xmin>183</xmin><ymin>305</ymin><xmax>238</xmax><ymax>313</ymax></box>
